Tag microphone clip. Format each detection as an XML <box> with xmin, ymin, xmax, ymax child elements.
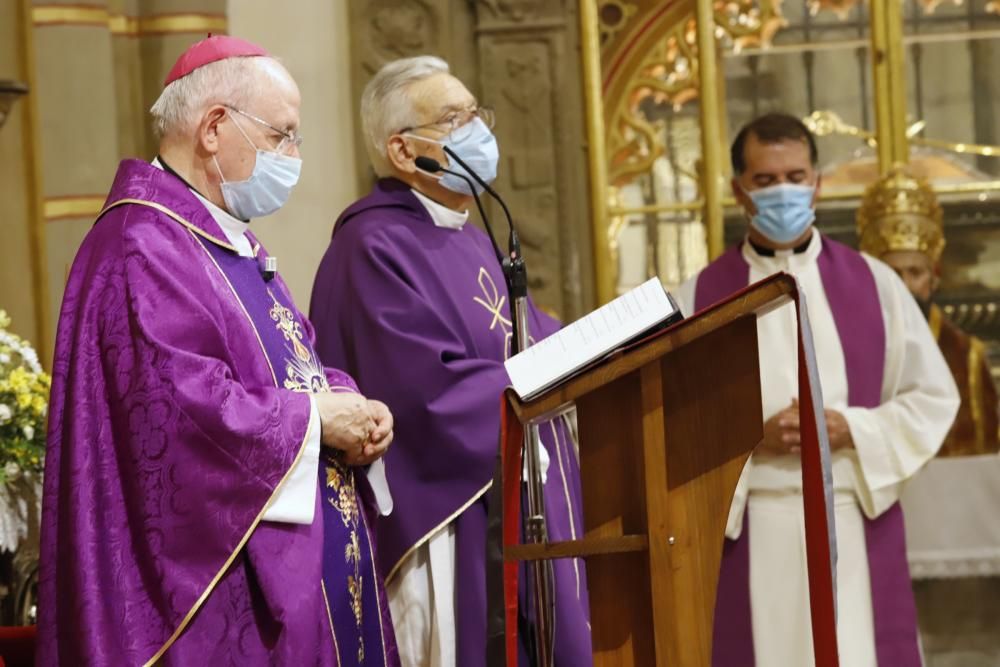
<box><xmin>261</xmin><ymin>256</ymin><xmax>278</xmax><ymax>282</ymax></box>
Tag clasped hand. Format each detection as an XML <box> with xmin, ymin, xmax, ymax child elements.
<box><xmin>758</xmin><ymin>398</ymin><xmax>854</xmax><ymax>456</ymax></box>
<box><xmin>314</xmin><ymin>392</ymin><xmax>394</xmax><ymax>466</ymax></box>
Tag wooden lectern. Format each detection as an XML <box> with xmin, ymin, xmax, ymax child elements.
<box><xmin>499</xmin><ymin>274</ymin><xmax>839</xmax><ymax>666</ymax></box>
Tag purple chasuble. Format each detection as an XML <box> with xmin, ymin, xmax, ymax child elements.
<box><xmin>39</xmin><ymin>159</ymin><xmax>396</xmax><ymax>666</ymax></box>
<box><xmin>309</xmin><ymin>178</ymin><xmax>592</xmax><ymax>666</ymax></box>
<box><xmin>694</xmin><ymin>236</ymin><xmax>921</xmax><ymax>667</ymax></box>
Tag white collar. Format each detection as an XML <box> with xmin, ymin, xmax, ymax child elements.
<box><xmin>741</xmin><ymin>227</ymin><xmax>822</xmax><ymax>271</ymax></box>
<box><xmin>150</xmin><ymin>158</ymin><xmax>254</xmax><ymax>258</ymax></box>
<box><xmin>410</xmin><ymin>188</ymin><xmax>469</xmax><ymax>230</ymax></box>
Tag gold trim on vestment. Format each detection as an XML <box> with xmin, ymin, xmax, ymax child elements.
<box><xmin>929</xmin><ymin>303</ymin><xmax>943</xmax><ymax>341</ymax></box>
<box><xmin>98</xmin><ymin>202</ymin><xmax>271</xmax><ymax>385</ymax></box>
<box><xmin>384</xmin><ymin>481</ymin><xmax>493</xmax><ymax>584</ymax></box>
<box><xmin>100</xmin><ymin>198</ymin><xmax>238</xmax><ymax>252</ymax></box>
<box><xmin>190</xmin><ymin>231</ymin><xmax>280</xmax><ymax>387</ymax></box>
<box><xmin>321</xmin><ymin>580</ymin><xmax>343</xmax><ymax>665</ymax></box>
<box><xmin>43</xmin><ymin>195</ymin><xmax>106</xmax><ymax>221</ymax></box>
<box><xmin>551</xmin><ymin>418</ymin><xmax>582</xmax><ymax>599</ymax></box>
<box><xmin>361</xmin><ymin>507</ymin><xmax>390</xmax><ymax>666</ymax></box>
<box><xmin>142</xmin><ymin>413</ymin><xmax>314</xmax><ymax>666</ymax></box>
<box><xmin>969</xmin><ymin>336</ymin><xmax>986</xmax><ymax>451</ymax></box>
<box><xmin>98</xmin><ymin>198</ymin><xmax>311</xmax><ymax>663</ymax></box>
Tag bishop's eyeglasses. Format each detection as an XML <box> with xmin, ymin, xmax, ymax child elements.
<box><xmin>224</xmin><ymin>104</ymin><xmax>304</xmax><ymax>156</ymax></box>
<box><xmin>400</xmin><ymin>106</ymin><xmax>496</xmax><ymax>143</ymax></box>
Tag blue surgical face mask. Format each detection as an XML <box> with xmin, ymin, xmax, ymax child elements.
<box><xmin>746</xmin><ymin>182</ymin><xmax>816</xmax><ymax>244</ymax></box>
<box><xmin>407</xmin><ymin>117</ymin><xmax>499</xmax><ymax>196</ymax></box>
<box><xmin>214</xmin><ymin>111</ymin><xmax>302</xmax><ymax>220</ymax></box>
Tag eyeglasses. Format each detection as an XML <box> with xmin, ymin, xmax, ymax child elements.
<box><xmin>224</xmin><ymin>104</ymin><xmax>303</xmax><ymax>155</ymax></box>
<box><xmin>400</xmin><ymin>106</ymin><xmax>496</xmax><ymax>143</ymax></box>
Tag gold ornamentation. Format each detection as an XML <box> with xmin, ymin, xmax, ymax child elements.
<box><xmin>807</xmin><ymin>109</ymin><xmax>1000</xmax><ymax>158</ymax></box>
<box><xmin>713</xmin><ymin>0</ymin><xmax>787</xmax><ymax>52</ymax></box>
<box><xmin>267</xmin><ymin>289</ymin><xmax>366</xmax><ymax>659</ymax></box>
<box><xmin>32</xmin><ymin>5</ymin><xmax>227</xmax><ymax>36</ymax></box>
<box><xmin>929</xmin><ymin>303</ymin><xmax>943</xmax><ymax>341</ymax></box>
<box><xmin>42</xmin><ymin>195</ymin><xmax>106</xmax><ymax>221</ymax></box>
<box><xmin>321</xmin><ymin>581</ymin><xmax>343</xmax><ymax>663</ymax></box>
<box><xmin>473</xmin><ymin>268</ymin><xmax>513</xmax><ymax>331</ymax></box>
<box><xmin>100</xmin><ymin>198</ymin><xmax>238</xmax><ymax>253</ymax></box>
<box><xmin>383</xmin><ymin>481</ymin><xmax>493</xmax><ymax>584</ymax></box>
<box><xmin>805</xmin><ymin>110</ymin><xmax>877</xmax><ymax>148</ymax></box>
<box><xmin>969</xmin><ymin>336</ymin><xmax>986</xmax><ymax>452</ymax></box>
<box><xmin>472</xmin><ymin>267</ymin><xmax>537</xmax><ymax>359</ymax></box>
<box><xmin>598</xmin><ymin>0</ymin><xmax>639</xmax><ymax>44</ymax></box>
<box><xmin>268</xmin><ymin>289</ymin><xmax>331</xmax><ymax>394</ymax></box>
<box><xmin>607</xmin><ymin>0</ymin><xmax>784</xmax><ymax>187</ymax></box>
<box><xmin>809</xmin><ymin>0</ymin><xmax>962</xmax><ymax>20</ymax></box>
<box><xmin>269</xmin><ymin>289</ymin><xmax>312</xmax><ymax>363</ymax></box>
<box><xmin>327</xmin><ymin>459</ymin><xmax>365</xmax><ymax>663</ymax></box>
<box><xmin>856</xmin><ymin>164</ymin><xmax>945</xmax><ymax>262</ymax></box>
<box><xmin>141</xmin><ymin>375</ymin><xmax>316</xmax><ymax>666</ymax></box>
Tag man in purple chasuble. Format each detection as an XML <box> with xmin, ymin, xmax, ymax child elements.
<box><xmin>38</xmin><ymin>37</ymin><xmax>398</xmax><ymax>666</ymax></box>
<box><xmin>674</xmin><ymin>113</ymin><xmax>959</xmax><ymax>666</ymax></box>
<box><xmin>309</xmin><ymin>57</ymin><xmax>592</xmax><ymax>666</ymax></box>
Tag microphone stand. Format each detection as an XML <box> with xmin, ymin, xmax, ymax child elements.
<box><xmin>441</xmin><ymin>147</ymin><xmax>556</xmax><ymax>667</ymax></box>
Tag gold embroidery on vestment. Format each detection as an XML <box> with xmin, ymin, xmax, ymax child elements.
<box><xmin>326</xmin><ymin>458</ymin><xmax>365</xmax><ymax>662</ymax></box>
<box><xmin>472</xmin><ymin>267</ymin><xmax>535</xmax><ymax>360</ymax></box>
<box><xmin>268</xmin><ymin>288</ymin><xmax>331</xmax><ymax>394</ymax></box>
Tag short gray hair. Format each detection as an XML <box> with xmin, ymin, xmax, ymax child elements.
<box><xmin>149</xmin><ymin>56</ymin><xmax>270</xmax><ymax>138</ymax></box>
<box><xmin>360</xmin><ymin>56</ymin><xmax>450</xmax><ymax>177</ymax></box>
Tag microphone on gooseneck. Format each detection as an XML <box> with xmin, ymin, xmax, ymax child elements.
<box><xmin>438</xmin><ymin>146</ymin><xmax>528</xmax><ymax>324</ymax></box>
<box><xmin>442</xmin><ymin>146</ymin><xmax>521</xmax><ymax>262</ymax></box>
<box><xmin>414</xmin><ymin>156</ymin><xmax>505</xmax><ymax>266</ymax></box>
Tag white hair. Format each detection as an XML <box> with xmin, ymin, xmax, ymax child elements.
<box><xmin>149</xmin><ymin>56</ymin><xmax>271</xmax><ymax>138</ymax></box>
<box><xmin>360</xmin><ymin>55</ymin><xmax>450</xmax><ymax>177</ymax></box>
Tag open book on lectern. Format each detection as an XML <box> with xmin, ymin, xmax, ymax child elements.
<box><xmin>504</xmin><ymin>277</ymin><xmax>684</xmax><ymax>401</ymax></box>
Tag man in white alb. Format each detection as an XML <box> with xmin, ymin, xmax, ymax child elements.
<box><xmin>676</xmin><ymin>112</ymin><xmax>959</xmax><ymax>667</ymax></box>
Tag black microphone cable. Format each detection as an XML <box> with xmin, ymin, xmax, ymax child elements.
<box><xmin>414</xmin><ymin>156</ymin><xmax>505</xmax><ymax>266</ymax></box>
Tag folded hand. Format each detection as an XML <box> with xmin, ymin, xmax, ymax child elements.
<box><xmin>315</xmin><ymin>392</ymin><xmax>376</xmax><ymax>462</ymax></box>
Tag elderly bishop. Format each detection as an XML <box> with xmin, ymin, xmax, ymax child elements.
<box><xmin>38</xmin><ymin>37</ymin><xmax>398</xmax><ymax>666</ymax></box>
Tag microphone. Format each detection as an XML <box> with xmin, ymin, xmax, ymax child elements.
<box><xmin>260</xmin><ymin>255</ymin><xmax>277</xmax><ymax>282</ymax></box>
<box><xmin>434</xmin><ymin>152</ymin><xmax>549</xmax><ymax>667</ymax></box>
<box><xmin>438</xmin><ymin>147</ymin><xmax>527</xmax><ymax>324</ymax></box>
<box><xmin>442</xmin><ymin>146</ymin><xmax>521</xmax><ymax>262</ymax></box>
<box><xmin>414</xmin><ymin>156</ymin><xmax>504</xmax><ymax>265</ymax></box>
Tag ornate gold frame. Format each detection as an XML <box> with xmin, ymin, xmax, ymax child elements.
<box><xmin>580</xmin><ymin>0</ymin><xmax>1000</xmax><ymax>305</ymax></box>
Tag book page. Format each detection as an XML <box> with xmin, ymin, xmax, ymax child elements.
<box><xmin>504</xmin><ymin>277</ymin><xmax>676</xmax><ymax>399</ymax></box>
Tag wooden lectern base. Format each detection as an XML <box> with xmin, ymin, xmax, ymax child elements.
<box><xmin>499</xmin><ymin>274</ymin><xmax>840</xmax><ymax>667</ymax></box>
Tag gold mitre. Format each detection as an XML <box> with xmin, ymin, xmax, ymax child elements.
<box><xmin>856</xmin><ymin>164</ymin><xmax>945</xmax><ymax>261</ymax></box>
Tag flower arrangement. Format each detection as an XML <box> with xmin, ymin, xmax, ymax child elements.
<box><xmin>0</xmin><ymin>310</ymin><xmax>49</xmax><ymax>484</ymax></box>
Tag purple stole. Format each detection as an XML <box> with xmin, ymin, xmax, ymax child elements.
<box><xmin>695</xmin><ymin>237</ymin><xmax>920</xmax><ymax>667</ymax></box>
<box><xmin>196</xmin><ymin>234</ymin><xmax>394</xmax><ymax>666</ymax></box>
